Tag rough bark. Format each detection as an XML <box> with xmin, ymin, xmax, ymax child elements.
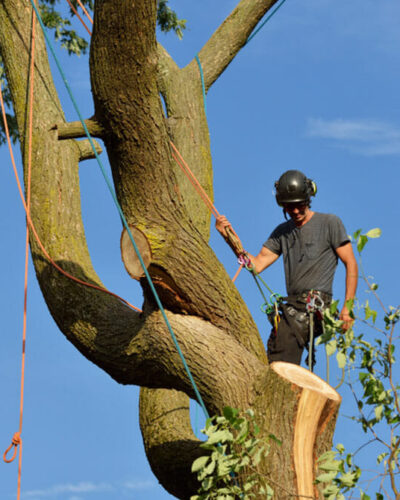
<box><xmin>0</xmin><ymin>0</ymin><xmax>341</xmax><ymax>498</ymax></box>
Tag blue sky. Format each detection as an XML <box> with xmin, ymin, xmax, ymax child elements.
<box><xmin>1</xmin><ymin>1</ymin><xmax>399</xmax><ymax>498</ymax></box>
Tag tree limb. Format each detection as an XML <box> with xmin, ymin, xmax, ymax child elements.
<box><xmin>139</xmin><ymin>388</ymin><xmax>204</xmax><ymax>499</ymax></box>
<box><xmin>54</xmin><ymin>118</ymin><xmax>105</xmax><ymax>139</ymax></box>
<box><xmin>195</xmin><ymin>0</ymin><xmax>280</xmax><ymax>90</ymax></box>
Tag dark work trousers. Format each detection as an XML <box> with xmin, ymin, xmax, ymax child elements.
<box><xmin>267</xmin><ymin>295</ymin><xmax>326</xmax><ymax>366</ymax></box>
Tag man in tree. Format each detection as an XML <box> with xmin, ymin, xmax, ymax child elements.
<box><xmin>216</xmin><ymin>169</ymin><xmax>358</xmax><ymax>367</ymax></box>
<box><xmin>1</xmin><ymin>1</ymin><xmax>347</xmax><ymax>495</ymax></box>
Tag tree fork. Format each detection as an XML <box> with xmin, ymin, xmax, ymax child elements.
<box><xmin>89</xmin><ymin>0</ymin><xmax>266</xmax><ymax>359</ymax></box>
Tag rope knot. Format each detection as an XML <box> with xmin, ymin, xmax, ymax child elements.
<box><xmin>12</xmin><ymin>432</ymin><xmax>21</xmax><ymax>446</ymax></box>
<box><xmin>238</xmin><ymin>252</ymin><xmax>254</xmax><ymax>271</ymax></box>
<box><xmin>3</xmin><ymin>432</ymin><xmax>21</xmax><ymax>463</ymax></box>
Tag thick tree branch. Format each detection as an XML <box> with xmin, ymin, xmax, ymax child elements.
<box><xmin>139</xmin><ymin>389</ymin><xmax>204</xmax><ymax>499</ymax></box>
<box><xmin>53</xmin><ymin>118</ymin><xmax>105</xmax><ymax>139</ymax></box>
<box><xmin>195</xmin><ymin>0</ymin><xmax>280</xmax><ymax>90</ymax></box>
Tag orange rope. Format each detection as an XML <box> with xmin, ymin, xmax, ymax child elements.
<box><xmin>170</xmin><ymin>141</ymin><xmax>220</xmax><ymax>219</ymax></box>
<box><xmin>75</xmin><ymin>0</ymin><xmax>93</xmax><ymax>25</ymax></box>
<box><xmin>232</xmin><ymin>264</ymin><xmax>243</xmax><ymax>283</ymax></box>
<box><xmin>2</xmin><ymin>10</ymin><xmax>37</xmax><ymax>498</ymax></box>
<box><xmin>65</xmin><ymin>0</ymin><xmax>91</xmax><ymax>35</ymax></box>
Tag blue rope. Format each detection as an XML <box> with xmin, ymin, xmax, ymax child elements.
<box><xmin>29</xmin><ymin>0</ymin><xmax>210</xmax><ymax>420</ymax></box>
<box><xmin>246</xmin><ymin>0</ymin><xmax>288</xmax><ymax>44</ymax></box>
<box><xmin>195</xmin><ymin>54</ymin><xmax>207</xmax><ymax>118</ymax></box>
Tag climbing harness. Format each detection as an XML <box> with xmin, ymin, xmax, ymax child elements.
<box><xmin>305</xmin><ymin>290</ymin><xmax>326</xmax><ymax>372</ymax></box>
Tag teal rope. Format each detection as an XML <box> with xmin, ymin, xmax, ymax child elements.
<box><xmin>195</xmin><ymin>54</ymin><xmax>207</xmax><ymax>117</ymax></box>
<box><xmin>251</xmin><ymin>273</ymin><xmax>269</xmax><ymax>305</ymax></box>
<box><xmin>252</xmin><ymin>272</ymin><xmax>275</xmax><ymax>296</ymax></box>
<box><xmin>29</xmin><ymin>0</ymin><xmax>210</xmax><ymax>420</ymax></box>
<box><xmin>246</xmin><ymin>0</ymin><xmax>289</xmax><ymax>44</ymax></box>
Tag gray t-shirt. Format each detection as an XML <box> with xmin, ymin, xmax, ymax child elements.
<box><xmin>263</xmin><ymin>212</ymin><xmax>349</xmax><ymax>296</ymax></box>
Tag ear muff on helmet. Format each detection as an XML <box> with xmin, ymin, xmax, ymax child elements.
<box><xmin>307</xmin><ymin>179</ymin><xmax>317</xmax><ymax>197</ymax></box>
<box><xmin>274</xmin><ymin>170</ymin><xmax>317</xmax><ymax>206</ymax></box>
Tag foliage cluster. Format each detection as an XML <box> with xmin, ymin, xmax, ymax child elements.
<box><xmin>316</xmin><ymin>229</ymin><xmax>399</xmax><ymax>499</ymax></box>
<box><xmin>191</xmin><ymin>407</ymin><xmax>280</xmax><ymax>500</ymax></box>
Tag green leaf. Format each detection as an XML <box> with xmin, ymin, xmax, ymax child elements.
<box><xmin>377</xmin><ymin>452</ymin><xmax>388</xmax><ymax>464</ymax></box>
<box><xmin>192</xmin><ymin>456</ymin><xmax>209</xmax><ymax>473</ymax></box>
<box><xmin>374</xmin><ymin>405</ymin><xmax>383</xmax><ymax>421</ymax></box>
<box><xmin>201</xmin><ymin>476</ymin><xmax>213</xmax><ymax>491</ymax></box>
<box><xmin>336</xmin><ymin>444</ymin><xmax>345</xmax><ymax>454</ymax></box>
<box><xmin>316</xmin><ymin>471</ymin><xmax>337</xmax><ymax>483</ymax></box>
<box><xmin>207</xmin><ymin>430</ymin><xmax>233</xmax><ymax>445</ymax></box>
<box><xmin>365</xmin><ymin>228</ymin><xmax>381</xmax><ymax>239</ymax></box>
<box><xmin>318</xmin><ymin>450</ymin><xmax>337</xmax><ymax>462</ymax></box>
<box><xmin>326</xmin><ymin>340</ymin><xmax>337</xmax><ymax>356</ymax></box>
<box><xmin>223</xmin><ymin>406</ymin><xmax>239</xmax><ymax>421</ymax></box>
<box><xmin>157</xmin><ymin>0</ymin><xmax>187</xmax><ymax>39</ymax></box>
<box><xmin>268</xmin><ymin>433</ymin><xmax>282</xmax><ymax>446</ymax></box>
<box><xmin>357</xmin><ymin>234</ymin><xmax>368</xmax><ymax>253</ymax></box>
<box><xmin>318</xmin><ymin>459</ymin><xmax>341</xmax><ymax>472</ymax></box>
<box><xmin>336</xmin><ymin>351</ymin><xmax>347</xmax><ymax>369</ymax></box>
<box><xmin>339</xmin><ymin>471</ymin><xmax>358</xmax><ymax>487</ymax></box>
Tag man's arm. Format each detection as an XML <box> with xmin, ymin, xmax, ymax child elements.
<box><xmin>215</xmin><ymin>215</ymin><xmax>279</xmax><ymax>273</ymax></box>
<box><xmin>336</xmin><ymin>242</ymin><xmax>358</xmax><ymax>330</ymax></box>
<box><xmin>247</xmin><ymin>246</ymin><xmax>280</xmax><ymax>273</ymax></box>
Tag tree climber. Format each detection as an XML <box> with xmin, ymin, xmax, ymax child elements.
<box><xmin>215</xmin><ymin>170</ymin><xmax>358</xmax><ymax>367</ymax></box>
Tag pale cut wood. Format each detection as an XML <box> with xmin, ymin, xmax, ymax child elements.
<box><xmin>77</xmin><ymin>139</ymin><xmax>102</xmax><ymax>161</ymax></box>
<box><xmin>271</xmin><ymin>362</ymin><xmax>341</xmax><ymax>499</ymax></box>
<box><xmin>120</xmin><ymin>225</ymin><xmax>152</xmax><ymax>279</ymax></box>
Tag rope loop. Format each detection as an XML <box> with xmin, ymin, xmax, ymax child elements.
<box><xmin>3</xmin><ymin>432</ymin><xmax>21</xmax><ymax>463</ymax></box>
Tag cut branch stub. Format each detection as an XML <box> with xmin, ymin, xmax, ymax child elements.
<box><xmin>121</xmin><ymin>225</ymin><xmax>152</xmax><ymax>279</ymax></box>
<box><xmin>271</xmin><ymin>362</ymin><xmax>342</xmax><ymax>500</ymax></box>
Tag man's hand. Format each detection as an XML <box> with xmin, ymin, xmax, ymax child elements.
<box><xmin>215</xmin><ymin>215</ymin><xmax>232</xmax><ymax>239</ymax></box>
<box><xmin>340</xmin><ymin>305</ymin><xmax>353</xmax><ymax>331</ymax></box>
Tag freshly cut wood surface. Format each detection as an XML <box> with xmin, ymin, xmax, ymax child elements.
<box><xmin>271</xmin><ymin>362</ymin><xmax>341</xmax><ymax>499</ymax></box>
<box><xmin>121</xmin><ymin>225</ymin><xmax>152</xmax><ymax>279</ymax></box>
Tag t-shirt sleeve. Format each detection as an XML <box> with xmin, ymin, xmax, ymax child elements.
<box><xmin>263</xmin><ymin>227</ymin><xmax>282</xmax><ymax>256</ymax></box>
<box><xmin>329</xmin><ymin>215</ymin><xmax>350</xmax><ymax>249</ymax></box>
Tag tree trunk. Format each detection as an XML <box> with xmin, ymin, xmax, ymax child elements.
<box><xmin>0</xmin><ymin>0</ymin><xmax>340</xmax><ymax>497</ymax></box>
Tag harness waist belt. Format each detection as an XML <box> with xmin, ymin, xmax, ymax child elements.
<box><xmin>284</xmin><ymin>290</ymin><xmax>332</xmax><ymax>305</ymax></box>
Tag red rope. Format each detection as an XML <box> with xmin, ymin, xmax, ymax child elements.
<box><xmin>0</xmin><ymin>84</ymin><xmax>142</xmax><ymax>312</ymax></box>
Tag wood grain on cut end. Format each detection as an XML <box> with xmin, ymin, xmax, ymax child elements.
<box><xmin>271</xmin><ymin>362</ymin><xmax>341</xmax><ymax>499</ymax></box>
<box><xmin>121</xmin><ymin>225</ymin><xmax>152</xmax><ymax>279</ymax></box>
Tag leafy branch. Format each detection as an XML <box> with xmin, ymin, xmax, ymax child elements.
<box><xmin>316</xmin><ymin>228</ymin><xmax>400</xmax><ymax>498</ymax></box>
<box><xmin>191</xmin><ymin>407</ymin><xmax>280</xmax><ymax>499</ymax></box>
